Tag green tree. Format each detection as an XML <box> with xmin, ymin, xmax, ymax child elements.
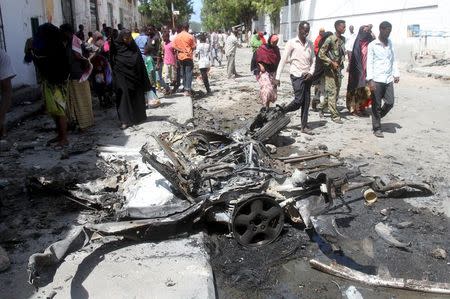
<box><xmin>138</xmin><ymin>0</ymin><xmax>194</xmax><ymax>27</ymax></box>
<box><xmin>201</xmin><ymin>0</ymin><xmax>256</xmax><ymax>31</ymax></box>
<box><xmin>201</xmin><ymin>0</ymin><xmax>284</xmax><ymax>32</ymax></box>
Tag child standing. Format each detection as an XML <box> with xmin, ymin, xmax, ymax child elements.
<box><xmin>196</xmin><ymin>34</ymin><xmax>212</xmax><ymax>95</ymax></box>
<box><xmin>162</xmin><ymin>32</ymin><xmax>176</xmax><ymax>89</ymax></box>
<box><xmin>144</xmin><ymin>47</ymin><xmax>160</xmax><ymax>108</ymax></box>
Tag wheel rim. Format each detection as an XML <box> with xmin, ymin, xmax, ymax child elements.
<box><xmin>232</xmin><ymin>196</ymin><xmax>284</xmax><ymax>247</ymax></box>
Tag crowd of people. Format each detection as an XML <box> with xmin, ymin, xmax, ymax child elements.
<box><xmin>0</xmin><ymin>19</ymin><xmax>400</xmax><ymax>146</ymax></box>
<box><xmin>14</xmin><ymin>22</ymin><xmax>205</xmax><ymax>144</ymax></box>
<box><xmin>254</xmin><ymin>20</ymin><xmax>400</xmax><ymax>138</ymax></box>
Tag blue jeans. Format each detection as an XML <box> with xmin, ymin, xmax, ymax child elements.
<box><xmin>181</xmin><ymin>59</ymin><xmax>193</xmax><ymax>91</ymax></box>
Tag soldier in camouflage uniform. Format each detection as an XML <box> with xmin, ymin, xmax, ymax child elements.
<box><xmin>318</xmin><ymin>20</ymin><xmax>346</xmax><ymax>123</ymax></box>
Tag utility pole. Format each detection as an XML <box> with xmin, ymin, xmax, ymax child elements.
<box><xmin>171</xmin><ymin>1</ymin><xmax>175</xmax><ymax>29</ymax></box>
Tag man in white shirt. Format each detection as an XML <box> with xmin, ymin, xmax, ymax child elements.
<box><xmin>345</xmin><ymin>25</ymin><xmax>356</xmax><ymax>59</ymax></box>
<box><xmin>275</xmin><ymin>21</ymin><xmax>316</xmax><ymax>134</ymax></box>
<box><xmin>0</xmin><ymin>49</ymin><xmax>16</xmax><ymax>138</ymax></box>
<box><xmin>366</xmin><ymin>21</ymin><xmax>400</xmax><ymax>138</ymax></box>
<box><xmin>225</xmin><ymin>30</ymin><xmax>239</xmax><ymax>79</ymax></box>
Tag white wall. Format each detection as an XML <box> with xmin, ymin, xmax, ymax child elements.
<box><xmin>1</xmin><ymin>0</ymin><xmax>141</xmax><ymax>87</ymax></box>
<box><xmin>95</xmin><ymin>0</ymin><xmax>139</xmax><ymax>31</ymax></box>
<box><xmin>280</xmin><ymin>0</ymin><xmax>450</xmax><ymax>61</ymax></box>
<box><xmin>0</xmin><ymin>0</ymin><xmax>47</xmax><ymax>87</ymax></box>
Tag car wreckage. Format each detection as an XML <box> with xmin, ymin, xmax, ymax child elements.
<box><xmin>28</xmin><ymin>107</ymin><xmax>445</xmax><ymax>293</ymax></box>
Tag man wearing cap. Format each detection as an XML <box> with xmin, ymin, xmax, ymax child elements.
<box><xmin>275</xmin><ymin>21</ymin><xmax>316</xmax><ymax>134</ymax></box>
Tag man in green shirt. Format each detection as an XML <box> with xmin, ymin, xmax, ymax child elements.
<box><xmin>318</xmin><ymin>20</ymin><xmax>346</xmax><ymax>123</ymax></box>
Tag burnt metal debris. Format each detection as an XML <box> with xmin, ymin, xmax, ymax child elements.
<box><xmin>26</xmin><ymin>107</ymin><xmax>437</xmax><ymax>291</ymax></box>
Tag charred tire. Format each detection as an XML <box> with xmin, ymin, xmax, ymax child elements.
<box><xmin>252</xmin><ymin>115</ymin><xmax>290</xmax><ymax>142</ymax></box>
<box><xmin>231</xmin><ymin>195</ymin><xmax>284</xmax><ymax>247</ymax></box>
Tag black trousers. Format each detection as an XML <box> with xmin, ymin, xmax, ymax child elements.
<box><xmin>172</xmin><ymin>60</ymin><xmax>182</xmax><ymax>92</ymax></box>
<box><xmin>200</xmin><ymin>68</ymin><xmax>211</xmax><ymax>93</ymax></box>
<box><xmin>284</xmin><ymin>75</ymin><xmax>312</xmax><ymax>129</ymax></box>
<box><xmin>371</xmin><ymin>81</ymin><xmax>394</xmax><ymax>131</ymax></box>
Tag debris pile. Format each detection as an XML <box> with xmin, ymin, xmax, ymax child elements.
<box><xmin>26</xmin><ymin>107</ymin><xmax>445</xmax><ymax>294</ymax></box>
<box><xmin>425</xmin><ymin>58</ymin><xmax>450</xmax><ymax>67</ymax></box>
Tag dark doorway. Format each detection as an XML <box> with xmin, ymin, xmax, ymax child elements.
<box><xmin>61</xmin><ymin>0</ymin><xmax>74</xmax><ymax>26</ymax></box>
<box><xmin>31</xmin><ymin>17</ymin><xmax>39</xmax><ymax>37</ymax></box>
<box><xmin>90</xmin><ymin>0</ymin><xmax>99</xmax><ymax>31</ymax></box>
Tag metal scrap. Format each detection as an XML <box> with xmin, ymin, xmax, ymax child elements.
<box><xmin>26</xmin><ymin>107</ymin><xmax>436</xmax><ymax>289</ymax></box>
<box><xmin>375</xmin><ymin>222</ymin><xmax>411</xmax><ymax>248</ymax></box>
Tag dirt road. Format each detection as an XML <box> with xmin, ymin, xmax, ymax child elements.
<box><xmin>193</xmin><ymin>47</ymin><xmax>450</xmax><ymax>299</ymax></box>
<box><xmin>0</xmin><ymin>46</ymin><xmax>449</xmax><ymax>299</ymax></box>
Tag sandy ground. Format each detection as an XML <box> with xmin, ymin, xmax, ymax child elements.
<box><xmin>192</xmin><ymin>47</ymin><xmax>450</xmax><ymax>298</ymax></box>
<box><xmin>194</xmin><ymin>47</ymin><xmax>450</xmax><ymax>217</ymax></box>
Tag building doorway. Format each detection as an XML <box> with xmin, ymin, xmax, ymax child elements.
<box><xmin>108</xmin><ymin>2</ymin><xmax>114</xmax><ymax>27</ymax></box>
<box><xmin>90</xmin><ymin>0</ymin><xmax>99</xmax><ymax>31</ymax></box>
<box><xmin>61</xmin><ymin>0</ymin><xmax>74</xmax><ymax>26</ymax></box>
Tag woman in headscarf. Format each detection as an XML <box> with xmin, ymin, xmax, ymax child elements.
<box><xmin>60</xmin><ymin>23</ymin><xmax>94</xmax><ymax>131</ymax></box>
<box><xmin>111</xmin><ymin>29</ymin><xmax>151</xmax><ymax>129</ymax></box>
<box><xmin>32</xmin><ymin>23</ymin><xmax>70</xmax><ymax>146</ymax></box>
<box><xmin>255</xmin><ymin>34</ymin><xmax>281</xmax><ymax>108</ymax></box>
<box><xmin>346</xmin><ymin>25</ymin><xmax>375</xmax><ymax>116</ymax></box>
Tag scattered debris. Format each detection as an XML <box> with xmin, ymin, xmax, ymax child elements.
<box><xmin>363</xmin><ymin>188</ymin><xmax>377</xmax><ymax>205</ymax></box>
<box><xmin>380</xmin><ymin>208</ymin><xmax>390</xmax><ymax>216</ymax></box>
<box><xmin>375</xmin><ymin>222</ymin><xmax>411</xmax><ymax>248</ymax></box>
<box><xmin>396</xmin><ymin>221</ymin><xmax>413</xmax><ymax>229</ymax></box>
<box><xmin>0</xmin><ymin>246</ymin><xmax>10</xmax><ymax>272</ymax></box>
<box><xmin>425</xmin><ymin>58</ymin><xmax>450</xmax><ymax>67</ymax></box>
<box><xmin>265</xmin><ymin>144</ymin><xmax>277</xmax><ymax>154</ymax></box>
<box><xmin>25</xmin><ymin>107</ymin><xmax>437</xmax><ymax>291</ymax></box>
<box><xmin>165</xmin><ymin>279</ymin><xmax>176</xmax><ymax>287</ymax></box>
<box><xmin>343</xmin><ymin>285</ymin><xmax>363</xmax><ymax>299</ymax></box>
<box><xmin>46</xmin><ymin>290</ymin><xmax>57</xmax><ymax>299</ymax></box>
<box><xmin>310</xmin><ymin>259</ymin><xmax>450</xmax><ymax>294</ymax></box>
<box><xmin>431</xmin><ymin>248</ymin><xmax>447</xmax><ymax>260</ymax></box>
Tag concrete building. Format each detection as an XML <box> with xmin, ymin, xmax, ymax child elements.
<box><xmin>279</xmin><ymin>0</ymin><xmax>450</xmax><ymax>61</ymax></box>
<box><xmin>0</xmin><ymin>0</ymin><xmax>141</xmax><ymax>87</ymax></box>
<box><xmin>252</xmin><ymin>14</ymin><xmax>272</xmax><ymax>35</ymax></box>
